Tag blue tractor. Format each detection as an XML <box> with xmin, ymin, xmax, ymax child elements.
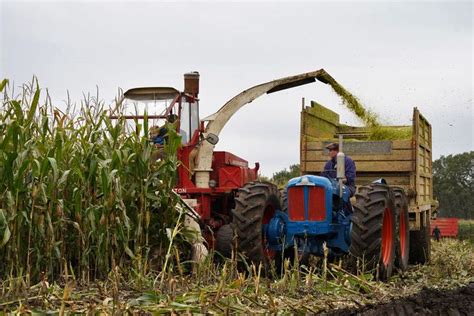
<box><xmin>229</xmin><ymin>141</ymin><xmax>408</xmax><ymax>280</ymax></box>
<box><xmin>266</xmin><ymin>174</ymin><xmax>353</xmax><ymax>260</ymax></box>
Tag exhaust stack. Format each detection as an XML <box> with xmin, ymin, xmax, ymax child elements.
<box><xmin>184</xmin><ymin>71</ymin><xmax>200</xmax><ymax>97</ymax></box>
<box><xmin>337</xmin><ymin>135</ymin><xmax>345</xmax><ymax>197</ymax></box>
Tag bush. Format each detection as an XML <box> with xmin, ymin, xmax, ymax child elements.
<box><xmin>458</xmin><ymin>220</ymin><xmax>474</xmax><ymax>243</ymax></box>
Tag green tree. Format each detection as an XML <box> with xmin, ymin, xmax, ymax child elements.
<box><xmin>271</xmin><ymin>164</ymin><xmax>301</xmax><ymax>188</ymax></box>
<box><xmin>433</xmin><ymin>151</ymin><xmax>474</xmax><ymax>219</ymax></box>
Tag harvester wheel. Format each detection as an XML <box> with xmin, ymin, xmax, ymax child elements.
<box><xmin>232</xmin><ymin>181</ymin><xmax>281</xmax><ymax>270</ymax></box>
<box><xmin>409</xmin><ymin>215</ymin><xmax>431</xmax><ymax>264</ymax></box>
<box><xmin>350</xmin><ymin>184</ymin><xmax>396</xmax><ymax>281</ymax></box>
<box><xmin>215</xmin><ymin>224</ymin><xmax>234</xmax><ymax>258</ymax></box>
<box><xmin>393</xmin><ymin>187</ymin><xmax>410</xmax><ymax>271</ymax></box>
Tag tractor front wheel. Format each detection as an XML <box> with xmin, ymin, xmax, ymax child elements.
<box><xmin>215</xmin><ymin>224</ymin><xmax>234</xmax><ymax>258</ymax></box>
<box><xmin>232</xmin><ymin>181</ymin><xmax>281</xmax><ymax>270</ymax></box>
<box><xmin>350</xmin><ymin>184</ymin><xmax>396</xmax><ymax>281</ymax></box>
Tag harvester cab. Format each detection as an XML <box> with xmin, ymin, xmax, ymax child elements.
<box><xmin>118</xmin><ymin>72</ymin><xmax>201</xmax><ymax>146</ymax></box>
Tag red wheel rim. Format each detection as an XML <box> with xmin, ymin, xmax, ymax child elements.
<box><xmin>381</xmin><ymin>207</ymin><xmax>394</xmax><ymax>266</ymax></box>
<box><xmin>262</xmin><ymin>204</ymin><xmax>276</xmax><ymax>258</ymax></box>
<box><xmin>399</xmin><ymin>207</ymin><xmax>407</xmax><ymax>259</ymax></box>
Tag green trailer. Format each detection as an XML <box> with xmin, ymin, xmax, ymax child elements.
<box><xmin>300</xmin><ymin>101</ymin><xmax>437</xmax><ymax>263</ymax></box>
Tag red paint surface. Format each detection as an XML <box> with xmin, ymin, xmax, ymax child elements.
<box><xmin>381</xmin><ymin>207</ymin><xmax>394</xmax><ymax>266</ymax></box>
<box><xmin>430</xmin><ymin>218</ymin><xmax>459</xmax><ymax>238</ymax></box>
<box><xmin>288</xmin><ymin>187</ymin><xmax>305</xmax><ymax>221</ymax></box>
<box><xmin>307</xmin><ymin>187</ymin><xmax>326</xmax><ymax>221</ymax></box>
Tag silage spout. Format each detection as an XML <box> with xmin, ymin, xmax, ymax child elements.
<box><xmin>315</xmin><ymin>69</ymin><xmax>336</xmax><ymax>85</ymax></box>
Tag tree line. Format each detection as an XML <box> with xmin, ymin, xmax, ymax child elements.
<box><xmin>433</xmin><ymin>151</ymin><xmax>473</xmax><ymax>219</ymax></box>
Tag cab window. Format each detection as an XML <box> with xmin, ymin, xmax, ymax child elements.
<box><xmin>179</xmin><ymin>96</ymin><xmax>199</xmax><ymax>144</ymax></box>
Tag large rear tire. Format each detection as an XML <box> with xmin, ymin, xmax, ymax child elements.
<box><xmin>393</xmin><ymin>188</ymin><xmax>410</xmax><ymax>271</ymax></box>
<box><xmin>232</xmin><ymin>182</ymin><xmax>281</xmax><ymax>269</ymax></box>
<box><xmin>409</xmin><ymin>215</ymin><xmax>431</xmax><ymax>264</ymax></box>
<box><xmin>350</xmin><ymin>184</ymin><xmax>396</xmax><ymax>281</ymax></box>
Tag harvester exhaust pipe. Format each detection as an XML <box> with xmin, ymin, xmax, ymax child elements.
<box><xmin>184</xmin><ymin>71</ymin><xmax>200</xmax><ymax>97</ymax></box>
<box><xmin>336</xmin><ymin>135</ymin><xmax>345</xmax><ymax>198</ymax></box>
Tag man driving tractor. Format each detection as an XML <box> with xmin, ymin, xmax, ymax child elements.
<box><xmin>321</xmin><ymin>142</ymin><xmax>356</xmax><ymax>195</ymax></box>
<box><xmin>321</xmin><ymin>142</ymin><xmax>356</xmax><ymax>214</ymax></box>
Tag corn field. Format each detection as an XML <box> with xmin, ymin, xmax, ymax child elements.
<box><xmin>1</xmin><ymin>78</ymin><xmax>473</xmax><ymax>314</ymax></box>
<box><xmin>0</xmin><ymin>78</ymin><xmax>183</xmax><ymax>284</ymax></box>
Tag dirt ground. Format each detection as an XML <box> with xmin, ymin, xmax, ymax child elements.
<box><xmin>1</xmin><ymin>239</ymin><xmax>473</xmax><ymax>314</ymax></box>
<box><xmin>331</xmin><ymin>282</ymin><xmax>474</xmax><ymax>315</ymax></box>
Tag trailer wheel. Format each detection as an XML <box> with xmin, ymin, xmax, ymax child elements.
<box><xmin>350</xmin><ymin>184</ymin><xmax>396</xmax><ymax>281</ymax></box>
<box><xmin>232</xmin><ymin>181</ymin><xmax>281</xmax><ymax>269</ymax></box>
<box><xmin>393</xmin><ymin>188</ymin><xmax>410</xmax><ymax>271</ymax></box>
<box><xmin>409</xmin><ymin>215</ymin><xmax>431</xmax><ymax>264</ymax></box>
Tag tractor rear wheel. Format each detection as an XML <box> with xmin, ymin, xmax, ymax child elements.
<box><xmin>232</xmin><ymin>181</ymin><xmax>281</xmax><ymax>270</ymax></box>
<box><xmin>393</xmin><ymin>188</ymin><xmax>410</xmax><ymax>271</ymax></box>
<box><xmin>350</xmin><ymin>184</ymin><xmax>396</xmax><ymax>281</ymax></box>
<box><xmin>409</xmin><ymin>215</ymin><xmax>431</xmax><ymax>264</ymax></box>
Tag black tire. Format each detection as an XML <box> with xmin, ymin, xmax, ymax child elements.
<box><xmin>350</xmin><ymin>184</ymin><xmax>396</xmax><ymax>281</ymax></box>
<box><xmin>393</xmin><ymin>188</ymin><xmax>410</xmax><ymax>271</ymax></box>
<box><xmin>409</xmin><ymin>215</ymin><xmax>431</xmax><ymax>264</ymax></box>
<box><xmin>215</xmin><ymin>224</ymin><xmax>234</xmax><ymax>258</ymax></box>
<box><xmin>232</xmin><ymin>181</ymin><xmax>281</xmax><ymax>269</ymax></box>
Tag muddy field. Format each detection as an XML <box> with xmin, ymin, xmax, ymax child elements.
<box><xmin>333</xmin><ymin>283</ymin><xmax>474</xmax><ymax>315</ymax></box>
<box><xmin>1</xmin><ymin>239</ymin><xmax>472</xmax><ymax>314</ymax></box>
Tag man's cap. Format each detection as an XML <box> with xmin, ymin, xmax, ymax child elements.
<box><xmin>326</xmin><ymin>143</ymin><xmax>339</xmax><ymax>151</ymax></box>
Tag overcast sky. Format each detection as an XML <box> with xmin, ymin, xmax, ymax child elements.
<box><xmin>1</xmin><ymin>0</ymin><xmax>472</xmax><ymax>176</ymax></box>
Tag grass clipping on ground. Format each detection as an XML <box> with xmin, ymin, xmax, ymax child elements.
<box><xmin>317</xmin><ymin>72</ymin><xmax>411</xmax><ymax>141</ymax></box>
<box><xmin>1</xmin><ymin>239</ymin><xmax>472</xmax><ymax>314</ymax></box>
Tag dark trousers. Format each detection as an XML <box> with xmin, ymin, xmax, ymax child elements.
<box><xmin>348</xmin><ymin>185</ymin><xmax>356</xmax><ymax>197</ymax></box>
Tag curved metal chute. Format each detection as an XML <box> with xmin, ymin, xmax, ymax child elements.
<box><xmin>194</xmin><ymin>68</ymin><xmax>334</xmax><ymax>188</ymax></box>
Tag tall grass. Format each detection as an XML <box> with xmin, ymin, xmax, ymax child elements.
<box><xmin>0</xmin><ymin>78</ymin><xmax>182</xmax><ymax>284</ymax></box>
<box><xmin>458</xmin><ymin>220</ymin><xmax>474</xmax><ymax>243</ymax></box>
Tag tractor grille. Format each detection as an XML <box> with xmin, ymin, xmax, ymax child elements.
<box><xmin>308</xmin><ymin>186</ymin><xmax>326</xmax><ymax>221</ymax></box>
<box><xmin>288</xmin><ymin>186</ymin><xmax>305</xmax><ymax>221</ymax></box>
<box><xmin>288</xmin><ymin>186</ymin><xmax>326</xmax><ymax>222</ymax></box>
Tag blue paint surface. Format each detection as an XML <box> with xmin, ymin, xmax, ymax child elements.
<box><xmin>266</xmin><ymin>175</ymin><xmax>353</xmax><ymax>258</ymax></box>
